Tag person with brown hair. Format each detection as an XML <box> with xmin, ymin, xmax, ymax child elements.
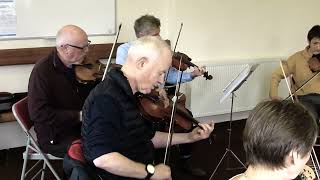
<box><xmin>231</xmin><ymin>100</ymin><xmax>318</xmax><ymax>180</ymax></box>
<box><xmin>270</xmin><ymin>25</ymin><xmax>320</xmax><ymax>118</ymax></box>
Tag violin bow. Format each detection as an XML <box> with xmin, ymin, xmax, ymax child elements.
<box><xmin>102</xmin><ymin>23</ymin><xmax>122</xmax><ymax>81</ymax></box>
<box><xmin>284</xmin><ymin>71</ymin><xmax>320</xmax><ymax>100</ymax></box>
<box><xmin>279</xmin><ymin>61</ymin><xmax>294</xmax><ymax>102</ymax></box>
<box><xmin>163</xmin><ymin>23</ymin><xmax>184</xmax><ymax>165</ymax></box>
<box><xmin>164</xmin><ymin>23</ymin><xmax>183</xmax><ymax>84</ymax></box>
<box><xmin>173</xmin><ymin>23</ymin><xmax>183</xmax><ymax>53</ymax></box>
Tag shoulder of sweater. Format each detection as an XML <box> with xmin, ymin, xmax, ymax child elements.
<box><xmin>285</xmin><ymin>49</ymin><xmax>308</xmax><ymax>63</ymax></box>
<box><xmin>34</xmin><ymin>53</ymin><xmax>53</xmax><ymax>69</ymax></box>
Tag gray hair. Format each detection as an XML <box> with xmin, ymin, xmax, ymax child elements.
<box><xmin>134</xmin><ymin>15</ymin><xmax>161</xmax><ymax>38</ymax></box>
<box><xmin>128</xmin><ymin>36</ymin><xmax>171</xmax><ymax>62</ymax></box>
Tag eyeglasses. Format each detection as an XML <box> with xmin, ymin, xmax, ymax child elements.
<box><xmin>67</xmin><ymin>40</ymin><xmax>91</xmax><ymax>50</ymax></box>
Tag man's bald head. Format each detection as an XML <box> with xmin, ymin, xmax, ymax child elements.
<box><xmin>55</xmin><ymin>25</ymin><xmax>89</xmax><ymax>67</ymax></box>
<box><xmin>56</xmin><ymin>25</ymin><xmax>87</xmax><ymax>47</ymax></box>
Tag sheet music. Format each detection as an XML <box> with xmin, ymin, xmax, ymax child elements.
<box><xmin>0</xmin><ymin>0</ymin><xmax>16</xmax><ymax>36</ymax></box>
<box><xmin>220</xmin><ymin>63</ymin><xmax>259</xmax><ymax>103</ymax></box>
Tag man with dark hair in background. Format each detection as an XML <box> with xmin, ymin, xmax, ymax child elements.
<box><xmin>270</xmin><ymin>25</ymin><xmax>320</xmax><ymax>118</ymax></box>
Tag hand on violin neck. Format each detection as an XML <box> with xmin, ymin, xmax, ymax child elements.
<box><xmin>188</xmin><ymin>122</ymin><xmax>214</xmax><ymax>142</ymax></box>
<box><xmin>191</xmin><ymin>66</ymin><xmax>206</xmax><ymax>78</ymax></box>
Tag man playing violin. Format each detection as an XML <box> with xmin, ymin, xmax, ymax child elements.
<box><xmin>28</xmin><ymin>25</ymin><xmax>94</xmax><ymax>157</ymax></box>
<box><xmin>116</xmin><ymin>14</ymin><xmax>208</xmax><ymax>176</ymax></box>
<box><xmin>270</xmin><ymin>25</ymin><xmax>320</xmax><ymax>118</ymax></box>
<box><xmin>116</xmin><ymin>15</ymin><xmax>206</xmax><ymax>86</ymax></box>
<box><xmin>81</xmin><ymin>36</ymin><xmax>214</xmax><ymax>180</ymax></box>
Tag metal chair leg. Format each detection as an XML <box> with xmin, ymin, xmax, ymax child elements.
<box><xmin>30</xmin><ymin>137</ymin><xmax>61</xmax><ymax>180</ymax></box>
<box><xmin>21</xmin><ymin>138</ymin><xmax>30</xmax><ymax>180</ymax></box>
<box><xmin>41</xmin><ymin>160</ymin><xmax>46</xmax><ymax>180</ymax></box>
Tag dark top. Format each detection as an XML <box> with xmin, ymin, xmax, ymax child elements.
<box><xmin>28</xmin><ymin>50</ymin><xmax>96</xmax><ymax>152</ymax></box>
<box><xmin>81</xmin><ymin>68</ymin><xmax>155</xmax><ymax>180</ymax></box>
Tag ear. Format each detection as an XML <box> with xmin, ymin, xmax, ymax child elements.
<box><xmin>288</xmin><ymin>150</ymin><xmax>300</xmax><ymax>165</ymax></box>
<box><xmin>136</xmin><ymin>57</ymin><xmax>149</xmax><ymax>70</ymax></box>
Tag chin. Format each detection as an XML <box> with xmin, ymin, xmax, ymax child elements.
<box><xmin>287</xmin><ymin>167</ymin><xmax>304</xmax><ymax>180</ymax></box>
<box><xmin>139</xmin><ymin>89</ymin><xmax>151</xmax><ymax>94</ymax></box>
<box><xmin>73</xmin><ymin>61</ymin><xmax>82</xmax><ymax>65</ymax></box>
<box><xmin>289</xmin><ymin>173</ymin><xmax>300</xmax><ymax>180</ymax></box>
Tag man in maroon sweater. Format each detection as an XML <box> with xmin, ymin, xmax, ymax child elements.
<box><xmin>28</xmin><ymin>25</ymin><xmax>94</xmax><ymax>157</ymax></box>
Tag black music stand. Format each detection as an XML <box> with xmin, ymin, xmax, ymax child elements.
<box><xmin>209</xmin><ymin>64</ymin><xmax>259</xmax><ymax>179</ymax></box>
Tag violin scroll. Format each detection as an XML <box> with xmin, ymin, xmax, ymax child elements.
<box><xmin>203</xmin><ymin>71</ymin><xmax>213</xmax><ymax>80</ymax></box>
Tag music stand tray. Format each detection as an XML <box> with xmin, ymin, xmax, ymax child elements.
<box><xmin>220</xmin><ymin>64</ymin><xmax>259</xmax><ymax>104</ymax></box>
<box><xmin>209</xmin><ymin>63</ymin><xmax>259</xmax><ymax>179</ymax></box>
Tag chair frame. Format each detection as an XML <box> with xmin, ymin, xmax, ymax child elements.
<box><xmin>12</xmin><ymin>97</ymin><xmax>62</xmax><ymax>180</ymax></box>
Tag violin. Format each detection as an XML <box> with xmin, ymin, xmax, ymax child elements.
<box><xmin>308</xmin><ymin>54</ymin><xmax>320</xmax><ymax>73</ymax></box>
<box><xmin>296</xmin><ymin>165</ymin><xmax>316</xmax><ymax>180</ymax></box>
<box><xmin>172</xmin><ymin>52</ymin><xmax>213</xmax><ymax>80</ymax></box>
<box><xmin>284</xmin><ymin>54</ymin><xmax>320</xmax><ymax>100</ymax></box>
<box><xmin>137</xmin><ymin>90</ymin><xmax>201</xmax><ymax>131</ymax></box>
<box><xmin>74</xmin><ymin>59</ymin><xmax>105</xmax><ymax>84</ymax></box>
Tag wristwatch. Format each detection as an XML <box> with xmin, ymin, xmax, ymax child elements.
<box><xmin>145</xmin><ymin>164</ymin><xmax>155</xmax><ymax>179</ymax></box>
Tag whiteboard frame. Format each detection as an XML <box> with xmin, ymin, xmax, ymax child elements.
<box><xmin>0</xmin><ymin>0</ymin><xmax>117</xmax><ymax>40</ymax></box>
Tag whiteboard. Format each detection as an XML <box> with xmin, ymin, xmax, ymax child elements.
<box><xmin>15</xmin><ymin>0</ymin><xmax>116</xmax><ymax>38</ymax></box>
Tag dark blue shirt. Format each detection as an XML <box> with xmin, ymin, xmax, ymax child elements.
<box><xmin>81</xmin><ymin>68</ymin><xmax>155</xmax><ymax>180</ymax></box>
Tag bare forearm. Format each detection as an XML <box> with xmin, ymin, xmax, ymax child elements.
<box><xmin>93</xmin><ymin>152</ymin><xmax>147</xmax><ymax>179</ymax></box>
<box><xmin>152</xmin><ymin>131</ymin><xmax>192</xmax><ymax>148</ymax></box>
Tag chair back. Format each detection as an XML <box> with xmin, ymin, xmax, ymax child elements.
<box><xmin>12</xmin><ymin>97</ymin><xmax>33</xmax><ymax>132</ymax></box>
<box><xmin>67</xmin><ymin>139</ymin><xmax>86</xmax><ymax>163</ymax></box>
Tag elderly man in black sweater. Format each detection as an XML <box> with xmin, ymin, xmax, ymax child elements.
<box><xmin>28</xmin><ymin>25</ymin><xmax>95</xmax><ymax>158</ymax></box>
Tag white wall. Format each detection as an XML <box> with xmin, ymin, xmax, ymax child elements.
<box><xmin>1</xmin><ymin>0</ymin><xmax>320</xmax><ymax>92</ymax></box>
<box><xmin>166</xmin><ymin>0</ymin><xmax>320</xmax><ymax>62</ymax></box>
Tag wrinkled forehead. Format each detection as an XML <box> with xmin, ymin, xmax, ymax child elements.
<box><xmin>150</xmin><ymin>48</ymin><xmax>172</xmax><ymax>73</ymax></box>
